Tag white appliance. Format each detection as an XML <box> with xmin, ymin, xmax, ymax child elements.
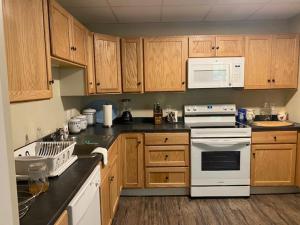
<box><xmin>68</xmin><ymin>165</ymin><xmax>101</xmax><ymax>225</ymax></box>
<box><xmin>184</xmin><ymin>104</ymin><xmax>251</xmax><ymax>197</ymax></box>
<box><xmin>188</xmin><ymin>57</ymin><xmax>245</xmax><ymax>89</ymax></box>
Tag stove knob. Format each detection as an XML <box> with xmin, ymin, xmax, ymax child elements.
<box><xmin>186</xmin><ymin>107</ymin><xmax>191</xmax><ymax>112</ymax></box>
<box><xmin>193</xmin><ymin>107</ymin><xmax>197</xmax><ymax>112</ymax></box>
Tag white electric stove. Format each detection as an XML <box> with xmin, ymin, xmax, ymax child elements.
<box><xmin>184</xmin><ymin>104</ymin><xmax>251</xmax><ymax>197</ymax></box>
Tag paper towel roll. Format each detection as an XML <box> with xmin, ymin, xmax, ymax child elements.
<box><xmin>103</xmin><ymin>105</ymin><xmax>112</xmax><ymax>127</ymax></box>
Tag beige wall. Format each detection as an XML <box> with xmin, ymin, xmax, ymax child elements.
<box><xmin>83</xmin><ymin>89</ymin><xmax>293</xmax><ymax>117</ymax></box>
<box><xmin>88</xmin><ymin>20</ymin><xmax>290</xmax><ymax>36</ymax></box>
<box><xmin>286</xmin><ymin>14</ymin><xmax>300</xmax><ymax>122</ymax></box>
<box><xmin>10</xmin><ymin>68</ymin><xmax>82</xmax><ymax>150</ymax></box>
<box><xmin>0</xmin><ymin>0</ymin><xmax>19</xmax><ymax>223</ymax></box>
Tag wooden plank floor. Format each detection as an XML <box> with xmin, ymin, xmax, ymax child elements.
<box><xmin>112</xmin><ymin>194</ymin><xmax>300</xmax><ymax>225</ymax></box>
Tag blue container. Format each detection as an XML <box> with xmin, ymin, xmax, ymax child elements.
<box><xmin>237</xmin><ymin>108</ymin><xmax>247</xmax><ymax>123</ymax></box>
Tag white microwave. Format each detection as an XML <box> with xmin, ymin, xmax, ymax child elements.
<box><xmin>188</xmin><ymin>57</ymin><xmax>245</xmax><ymax>89</ymax></box>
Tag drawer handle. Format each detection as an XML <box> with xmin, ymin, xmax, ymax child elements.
<box><xmin>164</xmin><ymin>155</ymin><xmax>169</xmax><ymax>160</ymax></box>
<box><xmin>164</xmin><ymin>137</ymin><xmax>168</xmax><ymax>143</ymax></box>
<box><xmin>165</xmin><ymin>176</ymin><xmax>169</xmax><ymax>181</ymax></box>
<box><xmin>252</xmin><ymin>152</ymin><xmax>256</xmax><ymax>159</ymax></box>
<box><xmin>274</xmin><ymin>136</ymin><xmax>277</xmax><ymax>141</ymax></box>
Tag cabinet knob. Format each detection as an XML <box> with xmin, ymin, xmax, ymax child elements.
<box><xmin>267</xmin><ymin>79</ymin><xmax>271</xmax><ymax>83</ymax></box>
<box><xmin>165</xmin><ymin>176</ymin><xmax>169</xmax><ymax>181</ymax></box>
<box><xmin>137</xmin><ymin>141</ymin><xmax>141</xmax><ymax>144</ymax></box>
<box><xmin>164</xmin><ymin>137</ymin><xmax>168</xmax><ymax>143</ymax></box>
<box><xmin>182</xmin><ymin>81</ymin><xmax>185</xmax><ymax>85</ymax></box>
<box><xmin>274</xmin><ymin>136</ymin><xmax>277</xmax><ymax>141</ymax></box>
<box><xmin>49</xmin><ymin>80</ymin><xmax>54</xmax><ymax>85</ymax></box>
<box><xmin>272</xmin><ymin>79</ymin><xmax>275</xmax><ymax>83</ymax></box>
<box><xmin>212</xmin><ymin>46</ymin><xmax>215</xmax><ymax>50</ymax></box>
<box><xmin>137</xmin><ymin>82</ymin><xmax>141</xmax><ymax>85</ymax></box>
<box><xmin>109</xmin><ymin>176</ymin><xmax>114</xmax><ymax>182</ymax></box>
<box><xmin>71</xmin><ymin>46</ymin><xmax>74</xmax><ymax>51</ymax></box>
<box><xmin>74</xmin><ymin>47</ymin><xmax>77</xmax><ymax>51</ymax></box>
<box><xmin>252</xmin><ymin>152</ymin><xmax>256</xmax><ymax>158</ymax></box>
<box><xmin>96</xmin><ymin>82</ymin><xmax>100</xmax><ymax>86</ymax></box>
<box><xmin>164</xmin><ymin>155</ymin><xmax>169</xmax><ymax>160</ymax></box>
<box><xmin>216</xmin><ymin>46</ymin><xmax>220</xmax><ymax>50</ymax></box>
<box><xmin>89</xmin><ymin>82</ymin><xmax>93</xmax><ymax>85</ymax></box>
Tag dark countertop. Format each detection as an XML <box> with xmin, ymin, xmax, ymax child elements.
<box><xmin>72</xmin><ymin>121</ymin><xmax>190</xmax><ymax>155</ymax></box>
<box><xmin>21</xmin><ymin>119</ymin><xmax>299</xmax><ymax>225</ymax></box>
<box><xmin>248</xmin><ymin>122</ymin><xmax>300</xmax><ymax>132</ymax></box>
<box><xmin>19</xmin><ymin>156</ymin><xmax>101</xmax><ymax>225</ymax></box>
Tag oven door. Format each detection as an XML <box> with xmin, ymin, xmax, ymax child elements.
<box><xmin>191</xmin><ymin>138</ymin><xmax>251</xmax><ymax>186</ymax></box>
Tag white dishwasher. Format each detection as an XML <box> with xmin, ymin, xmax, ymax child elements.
<box><xmin>68</xmin><ymin>165</ymin><xmax>101</xmax><ymax>225</ymax></box>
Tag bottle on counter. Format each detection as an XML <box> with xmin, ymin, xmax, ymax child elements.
<box><xmin>153</xmin><ymin>102</ymin><xmax>163</xmax><ymax>125</ymax></box>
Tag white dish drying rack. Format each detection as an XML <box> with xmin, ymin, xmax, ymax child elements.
<box><xmin>15</xmin><ymin>141</ymin><xmax>78</xmax><ymax>179</ymax></box>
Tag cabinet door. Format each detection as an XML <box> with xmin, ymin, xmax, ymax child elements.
<box><xmin>72</xmin><ymin>19</ymin><xmax>87</xmax><ymax>65</ymax></box>
<box><xmin>216</xmin><ymin>35</ymin><xmax>244</xmax><ymax>57</ymax></box>
<box><xmin>144</xmin><ymin>37</ymin><xmax>187</xmax><ymax>92</ymax></box>
<box><xmin>94</xmin><ymin>34</ymin><xmax>121</xmax><ymax>93</ymax></box>
<box><xmin>49</xmin><ymin>0</ymin><xmax>72</xmax><ymax>61</ymax></box>
<box><xmin>251</xmin><ymin>144</ymin><xmax>296</xmax><ymax>186</ymax></box>
<box><xmin>100</xmin><ymin>173</ymin><xmax>112</xmax><ymax>225</ymax></box>
<box><xmin>244</xmin><ymin>35</ymin><xmax>272</xmax><ymax>89</ymax></box>
<box><xmin>3</xmin><ymin>0</ymin><xmax>52</xmax><ymax>102</ymax></box>
<box><xmin>122</xmin><ymin>133</ymin><xmax>144</xmax><ymax>188</ymax></box>
<box><xmin>121</xmin><ymin>38</ymin><xmax>143</xmax><ymax>93</ymax></box>
<box><xmin>86</xmin><ymin>32</ymin><xmax>96</xmax><ymax>94</ymax></box>
<box><xmin>270</xmin><ymin>34</ymin><xmax>299</xmax><ymax>89</ymax></box>
<box><xmin>117</xmin><ymin>136</ymin><xmax>123</xmax><ymax>192</ymax></box>
<box><xmin>188</xmin><ymin>36</ymin><xmax>216</xmax><ymax>57</ymax></box>
<box><xmin>109</xmin><ymin>158</ymin><xmax>119</xmax><ymax>218</ymax></box>
<box><xmin>54</xmin><ymin>210</ymin><xmax>68</xmax><ymax>225</ymax></box>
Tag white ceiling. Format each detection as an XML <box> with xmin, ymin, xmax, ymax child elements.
<box><xmin>58</xmin><ymin>0</ymin><xmax>300</xmax><ymax>24</ymax></box>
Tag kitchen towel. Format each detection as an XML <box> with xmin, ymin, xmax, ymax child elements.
<box><xmin>91</xmin><ymin>147</ymin><xmax>108</xmax><ymax>165</ymax></box>
<box><xmin>103</xmin><ymin>105</ymin><xmax>112</xmax><ymax>127</ymax></box>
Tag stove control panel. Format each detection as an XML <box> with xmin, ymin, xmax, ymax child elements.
<box><xmin>184</xmin><ymin>104</ymin><xmax>236</xmax><ymax>115</ymax></box>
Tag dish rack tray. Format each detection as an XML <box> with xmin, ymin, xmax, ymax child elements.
<box><xmin>15</xmin><ymin>141</ymin><xmax>76</xmax><ymax>177</ymax></box>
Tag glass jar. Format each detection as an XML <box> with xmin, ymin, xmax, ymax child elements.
<box><xmin>28</xmin><ymin>162</ymin><xmax>49</xmax><ymax>195</ymax></box>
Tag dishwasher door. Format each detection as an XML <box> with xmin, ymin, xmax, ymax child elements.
<box><xmin>68</xmin><ymin>165</ymin><xmax>101</xmax><ymax>225</ymax></box>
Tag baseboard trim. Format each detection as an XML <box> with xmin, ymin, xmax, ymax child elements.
<box><xmin>251</xmin><ymin>186</ymin><xmax>300</xmax><ymax>194</ymax></box>
<box><xmin>121</xmin><ymin>188</ymin><xmax>189</xmax><ymax>196</ymax></box>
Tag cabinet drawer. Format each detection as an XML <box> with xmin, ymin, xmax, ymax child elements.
<box><xmin>252</xmin><ymin>131</ymin><xmax>297</xmax><ymax>144</ymax></box>
<box><xmin>145</xmin><ymin>145</ymin><xmax>189</xmax><ymax>167</ymax></box>
<box><xmin>145</xmin><ymin>167</ymin><xmax>189</xmax><ymax>188</ymax></box>
<box><xmin>145</xmin><ymin>133</ymin><xmax>189</xmax><ymax>145</ymax></box>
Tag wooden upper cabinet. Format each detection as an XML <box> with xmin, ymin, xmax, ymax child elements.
<box><xmin>94</xmin><ymin>34</ymin><xmax>121</xmax><ymax>93</ymax></box>
<box><xmin>49</xmin><ymin>0</ymin><xmax>72</xmax><ymax>61</ymax></box>
<box><xmin>54</xmin><ymin>210</ymin><xmax>68</xmax><ymax>225</ymax></box>
<box><xmin>144</xmin><ymin>36</ymin><xmax>188</xmax><ymax>92</ymax></box>
<box><xmin>122</xmin><ymin>133</ymin><xmax>144</xmax><ymax>188</ymax></box>
<box><xmin>86</xmin><ymin>32</ymin><xmax>96</xmax><ymax>95</ymax></box>
<box><xmin>189</xmin><ymin>35</ymin><xmax>216</xmax><ymax>57</ymax></box>
<box><xmin>72</xmin><ymin>19</ymin><xmax>87</xmax><ymax>65</ymax></box>
<box><xmin>188</xmin><ymin>35</ymin><xmax>244</xmax><ymax>57</ymax></box>
<box><xmin>215</xmin><ymin>35</ymin><xmax>244</xmax><ymax>57</ymax></box>
<box><xmin>121</xmin><ymin>38</ymin><xmax>143</xmax><ymax>93</ymax></box>
<box><xmin>49</xmin><ymin>0</ymin><xmax>87</xmax><ymax>65</ymax></box>
<box><xmin>251</xmin><ymin>144</ymin><xmax>296</xmax><ymax>186</ymax></box>
<box><xmin>3</xmin><ymin>0</ymin><xmax>52</xmax><ymax>102</ymax></box>
<box><xmin>244</xmin><ymin>35</ymin><xmax>272</xmax><ymax>89</ymax></box>
<box><xmin>270</xmin><ymin>34</ymin><xmax>299</xmax><ymax>89</ymax></box>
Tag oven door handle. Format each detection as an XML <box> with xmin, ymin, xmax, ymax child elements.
<box><xmin>191</xmin><ymin>139</ymin><xmax>251</xmax><ymax>146</ymax></box>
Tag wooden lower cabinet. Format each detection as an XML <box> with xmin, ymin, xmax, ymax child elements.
<box><xmin>109</xmin><ymin>157</ymin><xmax>119</xmax><ymax>218</ymax></box>
<box><xmin>54</xmin><ymin>210</ymin><xmax>68</xmax><ymax>225</ymax></box>
<box><xmin>122</xmin><ymin>133</ymin><xmax>144</xmax><ymax>188</ymax></box>
<box><xmin>100</xmin><ymin>172</ymin><xmax>112</xmax><ymax>225</ymax></box>
<box><xmin>251</xmin><ymin>144</ymin><xmax>296</xmax><ymax>186</ymax></box>
<box><xmin>145</xmin><ymin>167</ymin><xmax>189</xmax><ymax>188</ymax></box>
